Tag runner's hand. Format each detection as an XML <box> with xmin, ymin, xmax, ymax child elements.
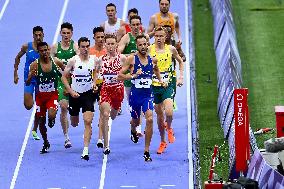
<box><xmin>177</xmin><ymin>77</ymin><xmax>183</xmax><ymax>87</ymax></box>
<box><xmin>70</xmin><ymin>90</ymin><xmax>80</xmax><ymax>98</ymax></box>
<box><xmin>14</xmin><ymin>73</ymin><xmax>19</xmax><ymax>84</ymax></box>
<box><xmin>160</xmin><ymin>81</ymin><xmax>168</xmax><ymax>88</ymax></box>
<box><xmin>63</xmin><ymin>88</ymin><xmax>69</xmax><ymax>96</ymax></box>
<box><xmin>93</xmin><ymin>84</ymin><xmax>98</xmax><ymax>93</ymax></box>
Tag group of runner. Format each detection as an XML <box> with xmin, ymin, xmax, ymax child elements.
<box><xmin>13</xmin><ymin>0</ymin><xmax>186</xmax><ymax>162</ymax></box>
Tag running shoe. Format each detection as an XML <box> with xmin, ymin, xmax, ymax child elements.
<box><xmin>143</xmin><ymin>151</ymin><xmax>152</xmax><ymax>162</ymax></box>
<box><xmin>118</xmin><ymin>108</ymin><xmax>122</xmax><ymax>115</ymax></box>
<box><xmin>157</xmin><ymin>141</ymin><xmax>167</xmax><ymax>154</ymax></box>
<box><xmin>168</xmin><ymin>128</ymin><xmax>176</xmax><ymax>143</ymax></box>
<box><xmin>103</xmin><ymin>147</ymin><xmax>110</xmax><ymax>155</ymax></box>
<box><xmin>97</xmin><ymin>139</ymin><xmax>103</xmax><ymax>148</ymax></box>
<box><xmin>64</xmin><ymin>139</ymin><xmax>72</xmax><ymax>148</ymax></box>
<box><xmin>130</xmin><ymin>130</ymin><xmax>139</xmax><ymax>143</ymax></box>
<box><xmin>40</xmin><ymin>142</ymin><xmax>50</xmax><ymax>154</ymax></box>
<box><xmin>48</xmin><ymin>119</ymin><xmax>55</xmax><ymax>128</ymax></box>
<box><xmin>32</xmin><ymin>131</ymin><xmax>40</xmax><ymax>140</ymax></box>
<box><xmin>81</xmin><ymin>154</ymin><xmax>89</xmax><ymax>161</ymax></box>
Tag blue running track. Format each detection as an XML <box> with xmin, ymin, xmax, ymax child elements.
<box><xmin>0</xmin><ymin>1</ymin><xmax>193</xmax><ymax>188</ymax></box>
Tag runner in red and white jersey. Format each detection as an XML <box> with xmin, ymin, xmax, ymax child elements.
<box><xmin>94</xmin><ymin>34</ymin><xmax>127</xmax><ymax>155</ymax></box>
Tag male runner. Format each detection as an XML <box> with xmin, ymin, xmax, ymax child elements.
<box><xmin>61</xmin><ymin>37</ymin><xmax>96</xmax><ymax>161</ymax></box>
<box><xmin>118</xmin><ymin>35</ymin><xmax>164</xmax><ymax>161</ymax></box>
<box><xmin>101</xmin><ymin>3</ymin><xmax>125</xmax><ymax>36</ymax></box>
<box><xmin>149</xmin><ymin>27</ymin><xmax>184</xmax><ymax>154</ymax></box>
<box><xmin>116</xmin><ymin>8</ymin><xmax>145</xmax><ymax>42</ymax></box>
<box><xmin>94</xmin><ymin>34</ymin><xmax>126</xmax><ymax>155</ymax></box>
<box><xmin>51</xmin><ymin>22</ymin><xmax>78</xmax><ymax>148</ymax></box>
<box><xmin>163</xmin><ymin>24</ymin><xmax>186</xmax><ymax>110</ymax></box>
<box><xmin>89</xmin><ymin>26</ymin><xmax>107</xmax><ymax>149</ymax></box>
<box><xmin>26</xmin><ymin>42</ymin><xmax>64</xmax><ymax>153</ymax></box>
<box><xmin>118</xmin><ymin>15</ymin><xmax>147</xmax><ymax>136</ymax></box>
<box><xmin>147</xmin><ymin>0</ymin><xmax>182</xmax><ymax>44</ymax></box>
<box><xmin>14</xmin><ymin>26</ymin><xmax>44</xmax><ymax>140</ymax></box>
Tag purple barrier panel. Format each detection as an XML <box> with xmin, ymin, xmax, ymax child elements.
<box><xmin>214</xmin><ymin>9</ymin><xmax>226</xmax><ymax>48</ymax></box>
<box><xmin>258</xmin><ymin>161</ymin><xmax>284</xmax><ymax>189</ymax></box>
<box><xmin>223</xmin><ymin>94</ymin><xmax>234</xmax><ymax>138</ymax></box>
<box><xmin>216</xmin><ymin>22</ymin><xmax>230</xmax><ymax>63</ymax></box>
<box><xmin>218</xmin><ymin>80</ymin><xmax>234</xmax><ymax>123</ymax></box>
<box><xmin>247</xmin><ymin>149</ymin><xmax>266</xmax><ymax>181</ymax></box>
<box><xmin>217</xmin><ymin>73</ymin><xmax>231</xmax><ymax>111</ymax></box>
<box><xmin>228</xmin><ymin>121</ymin><xmax>236</xmax><ymax>172</ymax></box>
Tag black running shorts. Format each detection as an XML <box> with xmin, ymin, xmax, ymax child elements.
<box><xmin>69</xmin><ymin>89</ymin><xmax>95</xmax><ymax>116</ymax></box>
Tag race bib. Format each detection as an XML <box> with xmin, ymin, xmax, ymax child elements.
<box><xmin>134</xmin><ymin>78</ymin><xmax>152</xmax><ymax>89</ymax></box>
<box><xmin>104</xmin><ymin>74</ymin><xmax>118</xmax><ymax>84</ymax></box>
<box><xmin>39</xmin><ymin>82</ymin><xmax>55</xmax><ymax>92</ymax></box>
<box><xmin>153</xmin><ymin>72</ymin><xmax>170</xmax><ymax>83</ymax></box>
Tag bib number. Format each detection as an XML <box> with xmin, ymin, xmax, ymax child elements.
<box><xmin>104</xmin><ymin>74</ymin><xmax>118</xmax><ymax>84</ymax></box>
<box><xmin>134</xmin><ymin>78</ymin><xmax>152</xmax><ymax>88</ymax></box>
<box><xmin>39</xmin><ymin>82</ymin><xmax>55</xmax><ymax>92</ymax></box>
<box><xmin>153</xmin><ymin>72</ymin><xmax>170</xmax><ymax>83</ymax></box>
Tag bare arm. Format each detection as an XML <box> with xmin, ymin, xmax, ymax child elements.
<box><xmin>73</xmin><ymin>42</ymin><xmax>79</xmax><ymax>55</ymax></box>
<box><xmin>118</xmin><ymin>34</ymin><xmax>129</xmax><ymax>53</ymax></box>
<box><xmin>152</xmin><ymin>57</ymin><xmax>163</xmax><ymax>83</ymax></box>
<box><xmin>147</xmin><ymin>15</ymin><xmax>156</xmax><ymax>38</ymax></box>
<box><xmin>26</xmin><ymin>61</ymin><xmax>37</xmax><ymax>85</ymax></box>
<box><xmin>14</xmin><ymin>44</ymin><xmax>28</xmax><ymax>84</ymax></box>
<box><xmin>61</xmin><ymin>58</ymin><xmax>79</xmax><ymax>98</ymax></box>
<box><xmin>118</xmin><ymin>54</ymin><xmax>133</xmax><ymax>81</ymax></box>
<box><xmin>116</xmin><ymin>25</ymin><xmax>126</xmax><ymax>42</ymax></box>
<box><xmin>174</xmin><ymin>13</ymin><xmax>182</xmax><ymax>44</ymax></box>
<box><xmin>54</xmin><ymin>57</ymin><xmax>65</xmax><ymax>71</ymax></box>
<box><xmin>50</xmin><ymin>43</ymin><xmax>58</xmax><ymax>57</ymax></box>
<box><xmin>170</xmin><ymin>45</ymin><xmax>184</xmax><ymax>86</ymax></box>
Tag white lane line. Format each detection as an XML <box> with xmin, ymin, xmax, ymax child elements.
<box><xmin>120</xmin><ymin>186</ymin><xmax>137</xmax><ymax>188</ymax></box>
<box><xmin>122</xmin><ymin>0</ymin><xmax>129</xmax><ymax>21</ymax></box>
<box><xmin>160</xmin><ymin>185</ymin><xmax>176</xmax><ymax>187</ymax></box>
<box><xmin>9</xmin><ymin>1</ymin><xmax>69</xmax><ymax>188</ymax></box>
<box><xmin>184</xmin><ymin>0</ymin><xmax>194</xmax><ymax>188</ymax></box>
<box><xmin>47</xmin><ymin>188</ymin><xmax>62</xmax><ymax>189</ymax></box>
<box><xmin>9</xmin><ymin>106</ymin><xmax>36</xmax><ymax>189</ymax></box>
<box><xmin>0</xmin><ymin>0</ymin><xmax>9</xmax><ymax>20</ymax></box>
<box><xmin>52</xmin><ymin>0</ymin><xmax>69</xmax><ymax>44</ymax></box>
<box><xmin>99</xmin><ymin>118</ymin><xmax>113</xmax><ymax>189</ymax></box>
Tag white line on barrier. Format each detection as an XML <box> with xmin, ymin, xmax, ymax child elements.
<box><xmin>99</xmin><ymin>118</ymin><xmax>113</xmax><ymax>189</ymax></box>
<box><xmin>122</xmin><ymin>0</ymin><xmax>129</xmax><ymax>21</ymax></box>
<box><xmin>0</xmin><ymin>0</ymin><xmax>9</xmax><ymax>20</ymax></box>
<box><xmin>184</xmin><ymin>0</ymin><xmax>194</xmax><ymax>188</ymax></box>
<box><xmin>9</xmin><ymin>1</ymin><xmax>69</xmax><ymax>188</ymax></box>
<box><xmin>52</xmin><ymin>0</ymin><xmax>69</xmax><ymax>45</ymax></box>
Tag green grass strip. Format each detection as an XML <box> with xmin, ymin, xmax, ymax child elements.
<box><xmin>193</xmin><ymin>0</ymin><xmax>229</xmax><ymax>184</ymax></box>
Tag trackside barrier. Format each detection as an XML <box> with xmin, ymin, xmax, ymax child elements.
<box><xmin>210</xmin><ymin>0</ymin><xmax>284</xmax><ymax>187</ymax></box>
<box><xmin>210</xmin><ymin>0</ymin><xmax>262</xmax><ymax>180</ymax></box>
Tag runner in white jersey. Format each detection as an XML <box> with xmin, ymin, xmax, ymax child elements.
<box><xmin>101</xmin><ymin>3</ymin><xmax>125</xmax><ymax>36</ymax></box>
<box><xmin>62</xmin><ymin>37</ymin><xmax>97</xmax><ymax>161</ymax></box>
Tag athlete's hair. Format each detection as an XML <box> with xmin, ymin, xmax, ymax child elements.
<box><xmin>159</xmin><ymin>0</ymin><xmax>170</xmax><ymax>3</ymax></box>
<box><xmin>154</xmin><ymin>26</ymin><xmax>165</xmax><ymax>33</ymax></box>
<box><xmin>37</xmin><ymin>41</ymin><xmax>48</xmax><ymax>49</ymax></box>
<box><xmin>105</xmin><ymin>34</ymin><xmax>117</xmax><ymax>42</ymax></box>
<box><xmin>78</xmin><ymin>37</ymin><xmax>90</xmax><ymax>46</ymax></box>
<box><xmin>135</xmin><ymin>34</ymin><xmax>147</xmax><ymax>42</ymax></box>
<box><xmin>33</xmin><ymin>26</ymin><xmax>43</xmax><ymax>34</ymax></box>
<box><xmin>130</xmin><ymin>15</ymin><xmax>141</xmax><ymax>24</ymax></box>
<box><xmin>61</xmin><ymin>22</ymin><xmax>73</xmax><ymax>31</ymax></box>
<box><xmin>128</xmin><ymin>8</ymin><xmax>138</xmax><ymax>16</ymax></box>
<box><xmin>93</xmin><ymin>26</ymin><xmax>104</xmax><ymax>35</ymax></box>
<box><xmin>106</xmin><ymin>3</ymin><xmax>116</xmax><ymax>10</ymax></box>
